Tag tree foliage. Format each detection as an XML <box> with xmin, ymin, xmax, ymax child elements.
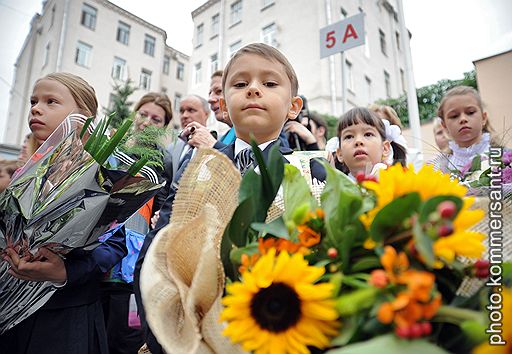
<box><xmin>103</xmin><ymin>79</ymin><xmax>137</xmax><ymax>129</ymax></box>
<box><xmin>377</xmin><ymin>70</ymin><xmax>477</xmax><ymax>127</ymax></box>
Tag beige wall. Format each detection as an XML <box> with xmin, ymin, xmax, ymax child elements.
<box><xmin>474</xmin><ymin>50</ymin><xmax>512</xmax><ymax>148</ymax></box>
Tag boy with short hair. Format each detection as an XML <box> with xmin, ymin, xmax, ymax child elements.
<box><xmin>134</xmin><ymin>43</ymin><xmax>324</xmax><ymax>354</ymax></box>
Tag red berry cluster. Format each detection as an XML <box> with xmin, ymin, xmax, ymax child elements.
<box><xmin>355</xmin><ymin>171</ymin><xmax>378</xmax><ymax>183</ymax></box>
<box><xmin>435</xmin><ymin>201</ymin><xmax>457</xmax><ymax>237</ymax></box>
<box><xmin>395</xmin><ymin>322</ymin><xmax>432</xmax><ymax>339</ymax></box>
<box><xmin>474</xmin><ymin>259</ymin><xmax>490</xmax><ymax>279</ymax></box>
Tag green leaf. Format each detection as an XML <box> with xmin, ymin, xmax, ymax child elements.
<box><xmin>335</xmin><ymin>287</ymin><xmax>377</xmax><ymax>317</ymax></box>
<box><xmin>225</xmin><ymin>198</ymin><xmax>256</xmax><ymax>247</ymax></box>
<box><xmin>79</xmin><ymin>117</ymin><xmax>94</xmax><ymax>139</ymax></box>
<box><xmin>220</xmin><ymin>234</ymin><xmax>236</xmax><ymax>281</ymax></box>
<box><xmin>282</xmin><ymin>164</ymin><xmax>317</xmax><ymax>222</ymax></box>
<box><xmin>251</xmin><ymin>217</ymin><xmax>289</xmax><ymax>239</ymax></box>
<box><xmin>413</xmin><ymin>216</ymin><xmax>435</xmax><ymax>267</ymax></box>
<box><xmin>229</xmin><ymin>243</ymin><xmax>260</xmax><ymax>264</ymax></box>
<box><xmin>350</xmin><ymin>256</ymin><xmax>381</xmax><ymax>273</ymax></box>
<box><xmin>370</xmin><ymin>192</ymin><xmax>421</xmax><ymax>242</ymax></box>
<box><xmin>469</xmin><ymin>154</ymin><xmax>481</xmax><ymax>172</ymax></box>
<box><xmin>325</xmin><ymin>334</ymin><xmax>451</xmax><ymax>354</ymax></box>
<box><xmin>460</xmin><ymin>320</ymin><xmax>488</xmax><ymax>346</ymax></box>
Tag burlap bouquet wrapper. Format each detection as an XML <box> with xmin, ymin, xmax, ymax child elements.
<box><xmin>457</xmin><ymin>196</ymin><xmax>512</xmax><ymax>296</ymax></box>
<box><xmin>139</xmin><ymin>149</ymin><xmax>246</xmax><ymax>354</ymax></box>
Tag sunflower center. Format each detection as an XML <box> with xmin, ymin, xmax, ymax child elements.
<box><xmin>250</xmin><ymin>282</ymin><xmax>301</xmax><ymax>333</ymax></box>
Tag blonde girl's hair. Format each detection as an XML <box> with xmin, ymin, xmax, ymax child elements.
<box><xmin>134</xmin><ymin>92</ymin><xmax>173</xmax><ymax>126</ymax></box>
<box><xmin>368</xmin><ymin>104</ymin><xmax>403</xmax><ymax>128</ymax></box>
<box><xmin>40</xmin><ymin>73</ymin><xmax>98</xmax><ymax>117</ymax></box>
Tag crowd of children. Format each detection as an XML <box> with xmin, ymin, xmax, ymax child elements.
<box><xmin>0</xmin><ymin>42</ymin><xmax>503</xmax><ymax>353</ymax></box>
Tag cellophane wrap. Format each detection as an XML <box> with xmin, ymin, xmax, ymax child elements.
<box><xmin>0</xmin><ymin>114</ymin><xmax>164</xmax><ymax>334</ymax></box>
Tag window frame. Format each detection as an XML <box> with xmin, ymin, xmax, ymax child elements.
<box><xmin>117</xmin><ymin>21</ymin><xmax>130</xmax><ymax>45</ymax></box>
<box><xmin>261</xmin><ymin>22</ymin><xmax>277</xmax><ymax>47</ymax></box>
<box><xmin>140</xmin><ymin>68</ymin><xmax>152</xmax><ymax>90</ymax></box>
<box><xmin>176</xmin><ymin>62</ymin><xmax>185</xmax><ymax>80</ymax></box>
<box><xmin>112</xmin><ymin>56</ymin><xmax>127</xmax><ymax>80</ymax></box>
<box><xmin>75</xmin><ymin>41</ymin><xmax>93</xmax><ymax>68</ymax></box>
<box><xmin>144</xmin><ymin>34</ymin><xmax>156</xmax><ymax>57</ymax></box>
<box><xmin>81</xmin><ymin>3</ymin><xmax>97</xmax><ymax>30</ymax></box>
<box><xmin>230</xmin><ymin>0</ymin><xmax>243</xmax><ymax>26</ymax></box>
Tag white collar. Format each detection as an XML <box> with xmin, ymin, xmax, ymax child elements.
<box><xmin>448</xmin><ymin>133</ymin><xmax>490</xmax><ymax>160</ymax></box>
<box><xmin>234</xmin><ymin>138</ymin><xmax>276</xmax><ymax>158</ymax></box>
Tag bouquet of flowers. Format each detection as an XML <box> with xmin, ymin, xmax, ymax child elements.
<box><xmin>452</xmin><ymin>149</ymin><xmax>512</xmax><ymax>199</ymax></box>
<box><xmin>139</xmin><ymin>144</ymin><xmax>510</xmax><ymax>354</ymax></box>
<box><xmin>0</xmin><ymin>113</ymin><xmax>164</xmax><ymax>333</ymax></box>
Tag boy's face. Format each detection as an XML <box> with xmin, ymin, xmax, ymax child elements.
<box><xmin>220</xmin><ymin>54</ymin><xmax>302</xmax><ymax>143</ymax></box>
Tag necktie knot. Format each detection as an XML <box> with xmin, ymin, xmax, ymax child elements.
<box><xmin>236</xmin><ymin>148</ymin><xmax>254</xmax><ymax>175</ymax></box>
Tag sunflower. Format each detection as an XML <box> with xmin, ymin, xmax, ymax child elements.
<box><xmin>221</xmin><ymin>248</ymin><xmax>339</xmax><ymax>354</ymax></box>
<box><xmin>360</xmin><ymin>164</ymin><xmax>467</xmax><ymax>228</ymax></box>
<box><xmin>433</xmin><ymin>197</ymin><xmax>485</xmax><ymax>266</ymax></box>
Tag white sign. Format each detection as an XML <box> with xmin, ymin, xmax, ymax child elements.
<box><xmin>320</xmin><ymin>13</ymin><xmax>365</xmax><ymax>59</ymax></box>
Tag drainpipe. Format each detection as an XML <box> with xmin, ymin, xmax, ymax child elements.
<box><xmin>56</xmin><ymin>0</ymin><xmax>70</xmax><ymax>71</ymax></box>
<box><xmin>324</xmin><ymin>0</ymin><xmax>337</xmax><ymax>116</ymax></box>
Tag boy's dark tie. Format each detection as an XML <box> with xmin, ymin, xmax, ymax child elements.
<box><xmin>236</xmin><ymin>148</ymin><xmax>254</xmax><ymax>175</ymax></box>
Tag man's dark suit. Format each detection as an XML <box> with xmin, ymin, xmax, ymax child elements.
<box><xmin>133</xmin><ymin>141</ymin><xmax>325</xmax><ymax>354</ymax></box>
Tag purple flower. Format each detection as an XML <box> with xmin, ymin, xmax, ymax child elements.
<box><xmin>503</xmin><ymin>166</ymin><xmax>512</xmax><ymax>183</ymax></box>
<box><xmin>503</xmin><ymin>150</ymin><xmax>512</xmax><ymax>165</ymax></box>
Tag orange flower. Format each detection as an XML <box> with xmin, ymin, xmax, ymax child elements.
<box><xmin>239</xmin><ymin>253</ymin><xmax>260</xmax><ymax>273</ymax></box>
<box><xmin>297</xmin><ymin>225</ymin><xmax>321</xmax><ymax>247</ymax></box>
<box><xmin>257</xmin><ymin>237</ymin><xmax>309</xmax><ymax>256</ymax></box>
<box><xmin>381</xmin><ymin>246</ymin><xmax>410</xmax><ymax>283</ymax></box>
<box><xmin>369</xmin><ymin>269</ymin><xmax>389</xmax><ymax>288</ymax></box>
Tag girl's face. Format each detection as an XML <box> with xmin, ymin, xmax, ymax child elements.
<box><xmin>336</xmin><ymin>122</ymin><xmax>390</xmax><ymax>176</ymax></box>
<box><xmin>433</xmin><ymin>125</ymin><xmax>449</xmax><ymax>151</ymax></box>
<box><xmin>441</xmin><ymin>94</ymin><xmax>487</xmax><ymax>148</ymax></box>
<box><xmin>29</xmin><ymin>79</ymin><xmax>79</xmax><ymax>144</ymax></box>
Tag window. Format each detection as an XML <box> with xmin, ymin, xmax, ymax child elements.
<box><xmin>163</xmin><ymin>55</ymin><xmax>170</xmax><ymax>75</ymax></box>
<box><xmin>210</xmin><ymin>53</ymin><xmax>218</xmax><ymax>74</ymax></box>
<box><xmin>50</xmin><ymin>5</ymin><xmax>56</xmax><ymax>28</ymax></box>
<box><xmin>144</xmin><ymin>34</ymin><xmax>156</xmax><ymax>56</ymax></box>
<box><xmin>340</xmin><ymin>6</ymin><xmax>347</xmax><ymax>19</ymax></box>
<box><xmin>262</xmin><ymin>0</ymin><xmax>274</xmax><ymax>9</ymax></box>
<box><xmin>379</xmin><ymin>29</ymin><xmax>387</xmax><ymax>56</ymax></box>
<box><xmin>261</xmin><ymin>23</ymin><xmax>277</xmax><ymax>47</ymax></box>
<box><xmin>75</xmin><ymin>41</ymin><xmax>92</xmax><ymax>67</ymax></box>
<box><xmin>228</xmin><ymin>40</ymin><xmax>242</xmax><ymax>58</ymax></box>
<box><xmin>81</xmin><ymin>3</ymin><xmax>97</xmax><ymax>30</ymax></box>
<box><xmin>230</xmin><ymin>0</ymin><xmax>242</xmax><ymax>26</ymax></box>
<box><xmin>174</xmin><ymin>93</ymin><xmax>182</xmax><ymax>112</ymax></box>
<box><xmin>176</xmin><ymin>62</ymin><xmax>184</xmax><ymax>80</ymax></box>
<box><xmin>111</xmin><ymin>57</ymin><xmax>126</xmax><ymax>80</ymax></box>
<box><xmin>384</xmin><ymin>70</ymin><xmax>391</xmax><ymax>98</ymax></box>
<box><xmin>195</xmin><ymin>23</ymin><xmax>204</xmax><ymax>47</ymax></box>
<box><xmin>194</xmin><ymin>62</ymin><xmax>202</xmax><ymax>84</ymax></box>
<box><xmin>346</xmin><ymin>60</ymin><xmax>354</xmax><ymax>91</ymax></box>
<box><xmin>395</xmin><ymin>31</ymin><xmax>401</xmax><ymax>51</ymax></box>
<box><xmin>211</xmin><ymin>14</ymin><xmax>219</xmax><ymax>37</ymax></box>
<box><xmin>400</xmin><ymin>68</ymin><xmax>406</xmax><ymax>93</ymax></box>
<box><xmin>140</xmin><ymin>69</ymin><xmax>152</xmax><ymax>90</ymax></box>
<box><xmin>117</xmin><ymin>21</ymin><xmax>130</xmax><ymax>45</ymax></box>
<box><xmin>43</xmin><ymin>42</ymin><xmax>50</xmax><ymax>67</ymax></box>
<box><xmin>365</xmin><ymin>76</ymin><xmax>372</xmax><ymax>103</ymax></box>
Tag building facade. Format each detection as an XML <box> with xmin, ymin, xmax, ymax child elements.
<box><xmin>188</xmin><ymin>0</ymin><xmax>410</xmax><ymax>117</ymax></box>
<box><xmin>5</xmin><ymin>0</ymin><xmax>189</xmax><ymax>146</ymax></box>
<box><xmin>474</xmin><ymin>49</ymin><xmax>512</xmax><ymax>148</ymax></box>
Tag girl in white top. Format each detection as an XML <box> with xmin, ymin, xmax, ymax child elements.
<box><xmin>431</xmin><ymin>86</ymin><xmax>496</xmax><ymax>174</ymax></box>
